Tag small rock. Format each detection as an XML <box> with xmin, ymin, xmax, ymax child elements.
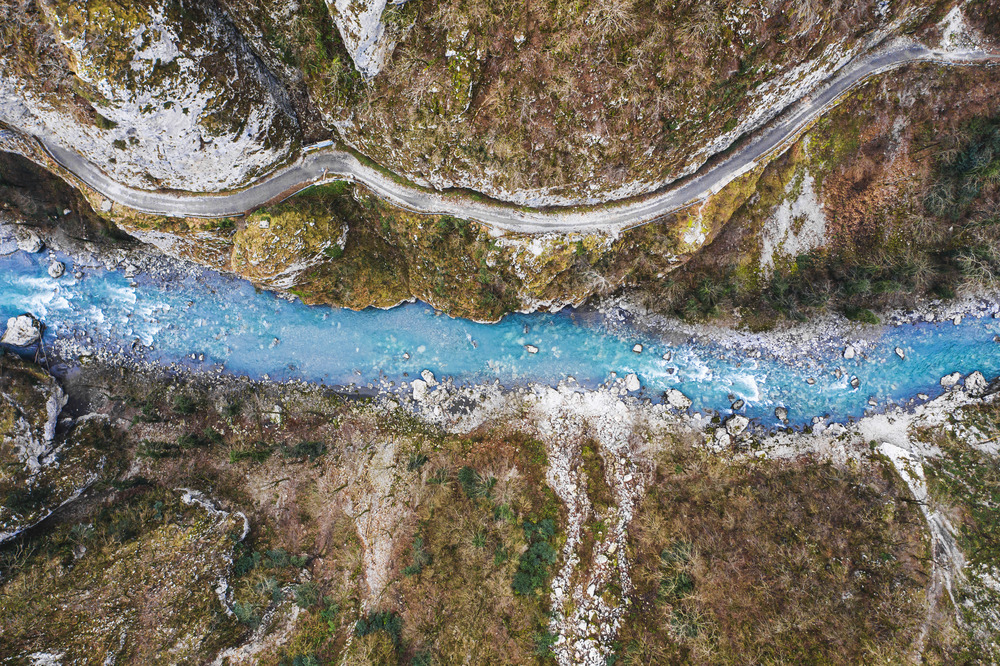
<box><xmin>664</xmin><ymin>388</ymin><xmax>692</xmax><ymax>410</ymax></box>
<box><xmin>894</xmin><ymin>347</ymin><xmax>905</xmax><ymax>360</ymax></box>
<box><xmin>62</xmin><ymin>208</ymin><xmax>71</xmax><ymax>216</ymax></box>
<box><xmin>714</xmin><ymin>432</ymin><xmax>732</xmax><ymax>447</ymax></box>
<box><xmin>965</xmin><ymin>371</ymin><xmax>987</xmax><ymax>396</ymax></box>
<box><xmin>775</xmin><ymin>406</ymin><xmax>788</xmax><ymax>421</ymax></box>
<box><xmin>525</xmin><ymin>344</ymin><xmax>539</xmax><ymax>354</ymax></box>
<box><xmin>925</xmin><ymin>313</ymin><xmax>935</xmax><ymax>322</ymax></box>
<box><xmin>806</xmin><ymin>377</ymin><xmax>816</xmax><ymax>385</ymax></box>
<box><xmin>47</xmin><ymin>261</ymin><xmax>65</xmax><ymax>279</ymax></box>
<box><xmin>731</xmin><ymin>399</ymin><xmax>745</xmax><ymax>410</ymax></box>
<box><xmin>420</xmin><ymin>369</ymin><xmax>438</xmax><ymax>386</ymax></box>
<box><xmin>843</xmin><ymin>345</ymin><xmax>856</xmax><ymax>360</ymax></box>
<box><xmin>940</xmin><ymin>372</ymin><xmax>961</xmax><ymax>388</ymax></box>
<box><xmin>14</xmin><ymin>228</ymin><xmax>43</xmax><ymax>253</ymax></box>
<box><xmin>632</xmin><ymin>344</ymin><xmax>643</xmax><ymax>353</ymax></box>
<box><xmin>1</xmin><ymin>314</ymin><xmax>42</xmax><ymax>347</ymax></box>
<box><xmin>99</xmin><ymin>198</ymin><xmax>113</xmax><ymax>213</ymax></box>
<box><xmin>953</xmin><ymin>315</ymin><xmax>962</xmax><ymax>326</ymax></box>
<box><xmin>725</xmin><ymin>414</ymin><xmax>750</xmax><ymax>436</ymax></box>
<box><xmin>662</xmin><ymin>351</ymin><xmax>672</xmax><ymax>361</ymax></box>
<box><xmin>607</xmin><ymin>542</ymin><xmax>618</xmax><ymax>555</ymax></box>
<box><xmin>402</xmin><ymin>352</ymin><xmax>410</xmax><ymax>360</ymax></box>
<box><xmin>850</xmin><ymin>377</ymin><xmax>860</xmax><ymax>389</ymax></box>
<box><xmin>587</xmin><ymin>584</ymin><xmax>596</xmax><ymax>596</ymax></box>
<box><xmin>917</xmin><ymin>393</ymin><xmax>929</xmax><ymax>401</ymax></box>
<box><xmin>834</xmin><ymin>368</ymin><xmax>843</xmax><ymax>379</ymax></box>
<box><xmin>624</xmin><ymin>373</ymin><xmax>640</xmax><ymax>392</ymax></box>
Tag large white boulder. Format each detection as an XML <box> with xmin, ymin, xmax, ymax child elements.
<box><xmin>2</xmin><ymin>314</ymin><xmax>42</xmax><ymax>347</ymax></box>
<box><xmin>725</xmin><ymin>415</ymin><xmax>750</xmax><ymax>436</ymax></box>
<box><xmin>663</xmin><ymin>388</ymin><xmax>692</xmax><ymax>410</ymax></box>
<box><xmin>15</xmin><ymin>228</ymin><xmax>43</xmax><ymax>253</ymax></box>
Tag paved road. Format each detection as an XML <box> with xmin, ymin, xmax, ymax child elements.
<box><xmin>38</xmin><ymin>42</ymin><xmax>996</xmax><ymax>234</ymax></box>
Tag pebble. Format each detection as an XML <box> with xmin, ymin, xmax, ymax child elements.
<box><xmin>662</xmin><ymin>351</ymin><xmax>672</xmax><ymax>361</ymax></box>
<box><xmin>525</xmin><ymin>344</ymin><xmax>539</xmax><ymax>354</ymax></box>
<box><xmin>850</xmin><ymin>377</ymin><xmax>860</xmax><ymax>389</ymax></box>
<box><xmin>843</xmin><ymin>345</ymin><xmax>856</xmax><ymax>359</ymax></box>
<box><xmin>632</xmin><ymin>344</ymin><xmax>643</xmax><ymax>353</ymax></box>
<box><xmin>894</xmin><ymin>347</ymin><xmax>905</xmax><ymax>360</ymax></box>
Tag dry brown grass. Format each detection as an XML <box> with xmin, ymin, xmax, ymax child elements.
<box><xmin>617</xmin><ymin>445</ymin><xmax>930</xmax><ymax>664</ymax></box>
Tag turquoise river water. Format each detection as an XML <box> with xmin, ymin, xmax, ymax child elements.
<box><xmin>2</xmin><ymin>249</ymin><xmax>1000</xmax><ymax>427</ymax></box>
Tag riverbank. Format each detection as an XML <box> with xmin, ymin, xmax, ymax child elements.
<box><xmin>2</xmin><ymin>337</ymin><xmax>998</xmax><ymax>663</ymax></box>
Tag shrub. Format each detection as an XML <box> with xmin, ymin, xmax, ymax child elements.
<box><xmin>229</xmin><ymin>442</ymin><xmax>274</xmax><ymax>464</ymax></box>
<box><xmin>4</xmin><ymin>484</ymin><xmax>53</xmax><ymax>514</ymax></box>
<box><xmin>172</xmin><ymin>394</ymin><xmax>197</xmax><ymax>415</ymax></box>
<box><xmin>233</xmin><ymin>600</ymin><xmax>261</xmax><ymax>628</ymax></box>
<box><xmin>403</xmin><ymin>535</ymin><xmax>431</xmax><ymax>576</ymax></box>
<box><xmin>294</xmin><ymin>582</ymin><xmax>321</xmax><ymax>609</ymax></box>
<box><xmin>355</xmin><ymin>610</ymin><xmax>403</xmax><ymax>647</ymax></box>
<box><xmin>281</xmin><ymin>440</ymin><xmax>326</xmax><ymax>460</ymax></box>
<box><xmin>512</xmin><ymin>519</ymin><xmax>558</xmax><ymax>595</ymax></box>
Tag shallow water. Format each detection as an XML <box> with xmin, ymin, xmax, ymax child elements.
<box><xmin>2</xmin><ymin>249</ymin><xmax>1000</xmax><ymax>426</ymax></box>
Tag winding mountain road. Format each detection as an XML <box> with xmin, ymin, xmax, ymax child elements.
<box><xmin>37</xmin><ymin>42</ymin><xmax>996</xmax><ymax>234</ymax></box>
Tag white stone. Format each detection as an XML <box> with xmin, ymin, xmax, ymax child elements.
<box><xmin>14</xmin><ymin>228</ymin><xmax>43</xmax><ymax>253</ymax></box>
<box><xmin>632</xmin><ymin>344</ymin><xmax>643</xmax><ymax>353</ymax></box>
<box><xmin>725</xmin><ymin>414</ymin><xmax>750</xmax><ymax>436</ymax></box>
<box><xmin>47</xmin><ymin>261</ymin><xmax>65</xmax><ymax>279</ymax></box>
<box><xmin>411</xmin><ymin>379</ymin><xmax>428</xmax><ymax>402</ymax></box>
<box><xmin>525</xmin><ymin>344</ymin><xmax>539</xmax><ymax>354</ymax></box>
<box><xmin>2</xmin><ymin>314</ymin><xmax>42</xmax><ymax>347</ymax></box>
<box><xmin>940</xmin><ymin>372</ymin><xmax>962</xmax><ymax>388</ymax></box>
<box><xmin>894</xmin><ymin>347</ymin><xmax>905</xmax><ymax>360</ymax></box>
<box><xmin>662</xmin><ymin>351</ymin><xmax>672</xmax><ymax>361</ymax></box>
<box><xmin>843</xmin><ymin>345</ymin><xmax>856</xmax><ymax>359</ymax></box>
<box><xmin>329</xmin><ymin>0</ymin><xmax>398</xmax><ymax>78</ymax></box>
<box><xmin>775</xmin><ymin>406</ymin><xmax>788</xmax><ymax>421</ymax></box>
<box><xmin>664</xmin><ymin>388</ymin><xmax>692</xmax><ymax>410</ymax></box>
<box><xmin>965</xmin><ymin>371</ymin><xmax>988</xmax><ymax>396</ymax></box>
<box><xmin>624</xmin><ymin>373</ymin><xmax>640</xmax><ymax>392</ymax></box>
<box><xmin>420</xmin><ymin>369</ymin><xmax>438</xmax><ymax>386</ymax></box>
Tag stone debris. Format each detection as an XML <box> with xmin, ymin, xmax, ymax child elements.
<box><xmin>420</xmin><ymin>369</ymin><xmax>438</xmax><ymax>386</ymax></box>
<box><xmin>525</xmin><ymin>344</ymin><xmax>539</xmax><ymax>354</ymax></box>
<box><xmin>843</xmin><ymin>345</ymin><xmax>856</xmax><ymax>359</ymax></box>
<box><xmin>632</xmin><ymin>344</ymin><xmax>643</xmax><ymax>353</ymax></box>
<box><xmin>775</xmin><ymin>406</ymin><xmax>788</xmax><ymax>421</ymax></box>
<box><xmin>48</xmin><ymin>261</ymin><xmax>65</xmax><ymax>278</ymax></box>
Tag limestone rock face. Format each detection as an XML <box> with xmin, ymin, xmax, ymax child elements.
<box><xmin>0</xmin><ymin>354</ymin><xmax>101</xmax><ymax>543</ymax></box>
<box><xmin>326</xmin><ymin>0</ymin><xmax>397</xmax><ymax>78</ymax></box>
<box><xmin>0</xmin><ymin>0</ymin><xmax>300</xmax><ymax>193</ymax></box>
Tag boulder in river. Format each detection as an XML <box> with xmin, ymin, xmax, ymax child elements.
<box><xmin>725</xmin><ymin>415</ymin><xmax>750</xmax><ymax>436</ymax></box>
<box><xmin>940</xmin><ymin>372</ymin><xmax>961</xmax><ymax>388</ymax></box>
<box><xmin>525</xmin><ymin>345</ymin><xmax>539</xmax><ymax>354</ymax></box>
<box><xmin>624</xmin><ymin>373</ymin><xmax>640</xmax><ymax>392</ymax></box>
<box><xmin>843</xmin><ymin>345</ymin><xmax>856</xmax><ymax>360</ymax></box>
<box><xmin>1</xmin><ymin>314</ymin><xmax>42</xmax><ymax>347</ymax></box>
<box><xmin>48</xmin><ymin>261</ymin><xmax>65</xmax><ymax>279</ymax></box>
<box><xmin>731</xmin><ymin>399</ymin><xmax>745</xmax><ymax>411</ymax></box>
<box><xmin>420</xmin><ymin>369</ymin><xmax>438</xmax><ymax>387</ymax></box>
<box><xmin>850</xmin><ymin>377</ymin><xmax>860</xmax><ymax>389</ymax></box>
<box><xmin>663</xmin><ymin>388</ymin><xmax>692</xmax><ymax>410</ymax></box>
<box><xmin>965</xmin><ymin>371</ymin><xmax>988</xmax><ymax>396</ymax></box>
<box><xmin>894</xmin><ymin>347</ymin><xmax>905</xmax><ymax>360</ymax></box>
<box><xmin>632</xmin><ymin>344</ymin><xmax>643</xmax><ymax>353</ymax></box>
<box><xmin>14</xmin><ymin>228</ymin><xmax>43</xmax><ymax>253</ymax></box>
<box><xmin>775</xmin><ymin>406</ymin><xmax>788</xmax><ymax>421</ymax></box>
